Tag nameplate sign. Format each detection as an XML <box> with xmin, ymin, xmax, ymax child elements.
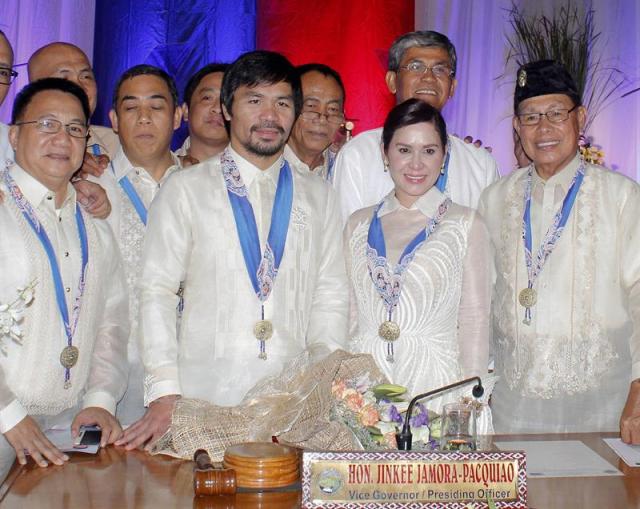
<box><xmin>302</xmin><ymin>450</ymin><xmax>527</xmax><ymax>508</ymax></box>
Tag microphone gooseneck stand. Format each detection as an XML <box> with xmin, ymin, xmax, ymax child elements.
<box><xmin>395</xmin><ymin>376</ymin><xmax>484</xmax><ymax>451</ymax></box>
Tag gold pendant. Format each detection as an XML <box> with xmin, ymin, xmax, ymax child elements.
<box><xmin>518</xmin><ymin>287</ymin><xmax>537</xmax><ymax>308</ymax></box>
<box><xmin>253</xmin><ymin>320</ymin><xmax>273</xmax><ymax>341</ymax></box>
<box><xmin>60</xmin><ymin>345</ymin><xmax>79</xmax><ymax>369</ymax></box>
<box><xmin>378</xmin><ymin>321</ymin><xmax>400</xmax><ymax>342</ymax></box>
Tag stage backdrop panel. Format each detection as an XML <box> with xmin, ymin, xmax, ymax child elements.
<box><xmin>0</xmin><ymin>1</ymin><xmax>96</xmax><ymax>123</ymax></box>
<box><xmin>93</xmin><ymin>0</ymin><xmax>257</xmax><ymax>145</ymax></box>
<box><xmin>257</xmin><ymin>0</ymin><xmax>414</xmax><ymax>135</ymax></box>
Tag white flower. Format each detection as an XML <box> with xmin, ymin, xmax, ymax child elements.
<box><xmin>376</xmin><ymin>421</ymin><xmax>398</xmax><ymax>435</ymax></box>
<box><xmin>363</xmin><ymin>391</ymin><xmax>377</xmax><ymax>406</ymax></box>
<box><xmin>0</xmin><ymin>279</ymin><xmax>36</xmax><ymax>353</ymax></box>
<box><xmin>413</xmin><ymin>425</ymin><xmax>431</xmax><ymax>444</ymax></box>
<box><xmin>18</xmin><ymin>286</ymin><xmax>34</xmax><ymax>304</ymax></box>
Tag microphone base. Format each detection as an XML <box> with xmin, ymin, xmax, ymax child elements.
<box><xmin>396</xmin><ymin>432</ymin><xmax>412</xmax><ymax>451</ymax></box>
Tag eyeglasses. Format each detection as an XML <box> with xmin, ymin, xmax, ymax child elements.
<box><xmin>0</xmin><ymin>66</ymin><xmax>18</xmax><ymax>85</ymax></box>
<box><xmin>15</xmin><ymin>118</ymin><xmax>89</xmax><ymax>138</ymax></box>
<box><xmin>399</xmin><ymin>62</ymin><xmax>454</xmax><ymax>79</ymax></box>
<box><xmin>517</xmin><ymin>105</ymin><xmax>579</xmax><ymax>126</ymax></box>
<box><xmin>300</xmin><ymin>110</ymin><xmax>345</xmax><ymax>125</ymax></box>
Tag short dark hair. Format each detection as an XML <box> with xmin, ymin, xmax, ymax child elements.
<box><xmin>296</xmin><ymin>63</ymin><xmax>346</xmax><ymax>104</ymax></box>
<box><xmin>112</xmin><ymin>64</ymin><xmax>178</xmax><ymax>109</ymax></box>
<box><xmin>183</xmin><ymin>63</ymin><xmax>229</xmax><ymax>108</ymax></box>
<box><xmin>388</xmin><ymin>31</ymin><xmax>457</xmax><ymax>76</ymax></box>
<box><xmin>382</xmin><ymin>98</ymin><xmax>447</xmax><ymax>152</ymax></box>
<box><xmin>12</xmin><ymin>77</ymin><xmax>90</xmax><ymax>124</ymax></box>
<box><xmin>221</xmin><ymin>50</ymin><xmax>302</xmax><ymax>119</ymax></box>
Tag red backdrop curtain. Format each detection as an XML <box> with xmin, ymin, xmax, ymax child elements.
<box><xmin>257</xmin><ymin>0</ymin><xmax>415</xmax><ymax>134</ymax></box>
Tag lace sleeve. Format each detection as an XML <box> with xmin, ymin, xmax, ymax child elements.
<box><xmin>457</xmin><ymin>211</ymin><xmax>491</xmax><ymax>378</ymax></box>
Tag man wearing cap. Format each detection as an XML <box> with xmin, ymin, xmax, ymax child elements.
<box><xmin>479</xmin><ymin>60</ymin><xmax>640</xmax><ymax>443</ymax></box>
<box><xmin>332</xmin><ymin>30</ymin><xmax>499</xmax><ymax>222</ymax></box>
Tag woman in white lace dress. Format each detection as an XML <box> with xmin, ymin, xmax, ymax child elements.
<box><xmin>344</xmin><ymin>99</ymin><xmax>490</xmax><ymax>412</ymax></box>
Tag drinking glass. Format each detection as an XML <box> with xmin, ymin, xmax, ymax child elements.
<box><xmin>440</xmin><ymin>402</ymin><xmax>476</xmax><ymax>451</ymax></box>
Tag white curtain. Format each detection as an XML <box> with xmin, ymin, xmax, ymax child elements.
<box><xmin>416</xmin><ymin>0</ymin><xmax>640</xmax><ymax>180</ymax></box>
<box><xmin>0</xmin><ymin>1</ymin><xmax>96</xmax><ymax>123</ymax></box>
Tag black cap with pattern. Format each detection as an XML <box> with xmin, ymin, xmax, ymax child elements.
<box><xmin>514</xmin><ymin>59</ymin><xmax>581</xmax><ymax>111</ymax></box>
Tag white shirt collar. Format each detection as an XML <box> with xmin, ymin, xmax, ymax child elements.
<box><xmin>111</xmin><ymin>146</ymin><xmax>181</xmax><ymax>184</ymax></box>
<box><xmin>532</xmin><ymin>152</ymin><xmax>582</xmax><ymax>192</ymax></box>
<box><xmin>378</xmin><ymin>185</ymin><xmax>445</xmax><ymax>218</ymax></box>
<box><xmin>227</xmin><ymin>144</ymin><xmax>284</xmax><ymax>187</ymax></box>
<box><xmin>284</xmin><ymin>143</ymin><xmax>329</xmax><ymax>175</ymax></box>
<box><xmin>9</xmin><ymin>163</ymin><xmax>76</xmax><ymax>211</ymax></box>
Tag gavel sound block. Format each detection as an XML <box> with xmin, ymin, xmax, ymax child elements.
<box><xmin>194</xmin><ymin>442</ymin><xmax>300</xmax><ymax>497</ymax></box>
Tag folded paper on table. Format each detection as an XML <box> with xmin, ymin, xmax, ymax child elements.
<box><xmin>495</xmin><ymin>440</ymin><xmax>621</xmax><ymax>478</ymax></box>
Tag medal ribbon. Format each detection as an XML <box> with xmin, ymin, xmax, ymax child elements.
<box><xmin>2</xmin><ymin>169</ymin><xmax>89</xmax><ymax>387</ymax></box>
<box><xmin>109</xmin><ymin>162</ymin><xmax>148</xmax><ymax>226</ymax></box>
<box><xmin>366</xmin><ymin>197</ymin><xmax>451</xmax><ymax>359</ymax></box>
<box><xmin>221</xmin><ymin>149</ymin><xmax>293</xmax><ymax>358</ymax></box>
<box><xmin>521</xmin><ymin>162</ymin><xmax>584</xmax><ymax>323</ymax></box>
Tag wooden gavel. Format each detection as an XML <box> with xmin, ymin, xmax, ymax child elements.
<box><xmin>193</xmin><ymin>449</ymin><xmax>237</xmax><ymax>496</ymax></box>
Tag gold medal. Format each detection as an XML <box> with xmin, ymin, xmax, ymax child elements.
<box><xmin>378</xmin><ymin>321</ymin><xmax>400</xmax><ymax>342</ymax></box>
<box><xmin>60</xmin><ymin>345</ymin><xmax>79</xmax><ymax>369</ymax></box>
<box><xmin>518</xmin><ymin>287</ymin><xmax>537</xmax><ymax>308</ymax></box>
<box><xmin>253</xmin><ymin>320</ymin><xmax>273</xmax><ymax>341</ymax></box>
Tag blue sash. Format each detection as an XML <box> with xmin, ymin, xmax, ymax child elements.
<box><xmin>521</xmin><ymin>162</ymin><xmax>584</xmax><ymax>324</ymax></box>
<box><xmin>366</xmin><ymin>196</ymin><xmax>451</xmax><ymax>360</ymax></box>
<box><xmin>2</xmin><ymin>169</ymin><xmax>89</xmax><ymax>387</ymax></box>
<box><xmin>109</xmin><ymin>162</ymin><xmax>148</xmax><ymax>226</ymax></box>
<box><xmin>221</xmin><ymin>149</ymin><xmax>293</xmax><ymax>357</ymax></box>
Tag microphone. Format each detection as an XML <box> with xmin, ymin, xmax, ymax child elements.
<box><xmin>395</xmin><ymin>376</ymin><xmax>484</xmax><ymax>451</ymax></box>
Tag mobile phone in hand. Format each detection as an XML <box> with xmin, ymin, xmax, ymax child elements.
<box><xmin>74</xmin><ymin>426</ymin><xmax>102</xmax><ymax>448</ymax></box>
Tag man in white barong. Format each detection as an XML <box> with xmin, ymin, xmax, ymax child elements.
<box><xmin>332</xmin><ymin>30</ymin><xmax>499</xmax><ymax>222</ymax></box>
<box><xmin>92</xmin><ymin>65</ymin><xmax>182</xmax><ymax>426</ymax></box>
<box><xmin>479</xmin><ymin>60</ymin><xmax>640</xmax><ymax>443</ymax></box>
<box><xmin>284</xmin><ymin>63</ymin><xmax>346</xmax><ymax>182</ymax></box>
<box><xmin>0</xmin><ymin>78</ymin><xmax>128</xmax><ymax>479</ymax></box>
<box><xmin>117</xmin><ymin>50</ymin><xmax>348</xmax><ymax>450</ymax></box>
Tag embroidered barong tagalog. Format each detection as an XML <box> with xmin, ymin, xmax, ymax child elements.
<box><xmin>221</xmin><ymin>149</ymin><xmax>293</xmax><ymax>360</ymax></box>
<box><xmin>2</xmin><ymin>169</ymin><xmax>89</xmax><ymax>388</ymax></box>
<box><xmin>366</xmin><ymin>197</ymin><xmax>451</xmax><ymax>362</ymax></box>
<box><xmin>108</xmin><ymin>161</ymin><xmax>148</xmax><ymax>226</ymax></box>
<box><xmin>521</xmin><ymin>161</ymin><xmax>585</xmax><ymax>325</ymax></box>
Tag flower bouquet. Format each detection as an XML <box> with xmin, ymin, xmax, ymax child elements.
<box><xmin>331</xmin><ymin>374</ymin><xmax>442</xmax><ymax>451</ymax></box>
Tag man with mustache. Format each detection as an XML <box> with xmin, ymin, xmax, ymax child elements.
<box><xmin>177</xmin><ymin>63</ymin><xmax>229</xmax><ymax>166</ymax></box>
<box><xmin>285</xmin><ymin>63</ymin><xmax>345</xmax><ymax>181</ymax></box>
<box><xmin>479</xmin><ymin>60</ymin><xmax>640</xmax><ymax>443</ymax></box>
<box><xmin>117</xmin><ymin>50</ymin><xmax>347</xmax><ymax>450</ymax></box>
<box><xmin>92</xmin><ymin>64</ymin><xmax>182</xmax><ymax>426</ymax></box>
<box><xmin>333</xmin><ymin>30</ymin><xmax>499</xmax><ymax>222</ymax></box>
<box><xmin>0</xmin><ymin>78</ymin><xmax>128</xmax><ymax>480</ymax></box>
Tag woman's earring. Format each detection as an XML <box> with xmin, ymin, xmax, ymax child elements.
<box><xmin>383</xmin><ymin>160</ymin><xmax>390</xmax><ymax>172</ymax></box>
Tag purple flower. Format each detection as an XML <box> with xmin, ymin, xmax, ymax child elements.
<box><xmin>410</xmin><ymin>403</ymin><xmax>430</xmax><ymax>428</ymax></box>
<box><xmin>379</xmin><ymin>403</ymin><xmax>403</xmax><ymax>424</ymax></box>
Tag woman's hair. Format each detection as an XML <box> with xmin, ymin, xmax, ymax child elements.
<box><xmin>382</xmin><ymin>98</ymin><xmax>447</xmax><ymax>152</ymax></box>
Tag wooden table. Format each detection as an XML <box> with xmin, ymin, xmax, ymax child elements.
<box><xmin>0</xmin><ymin>433</ymin><xmax>637</xmax><ymax>508</ymax></box>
